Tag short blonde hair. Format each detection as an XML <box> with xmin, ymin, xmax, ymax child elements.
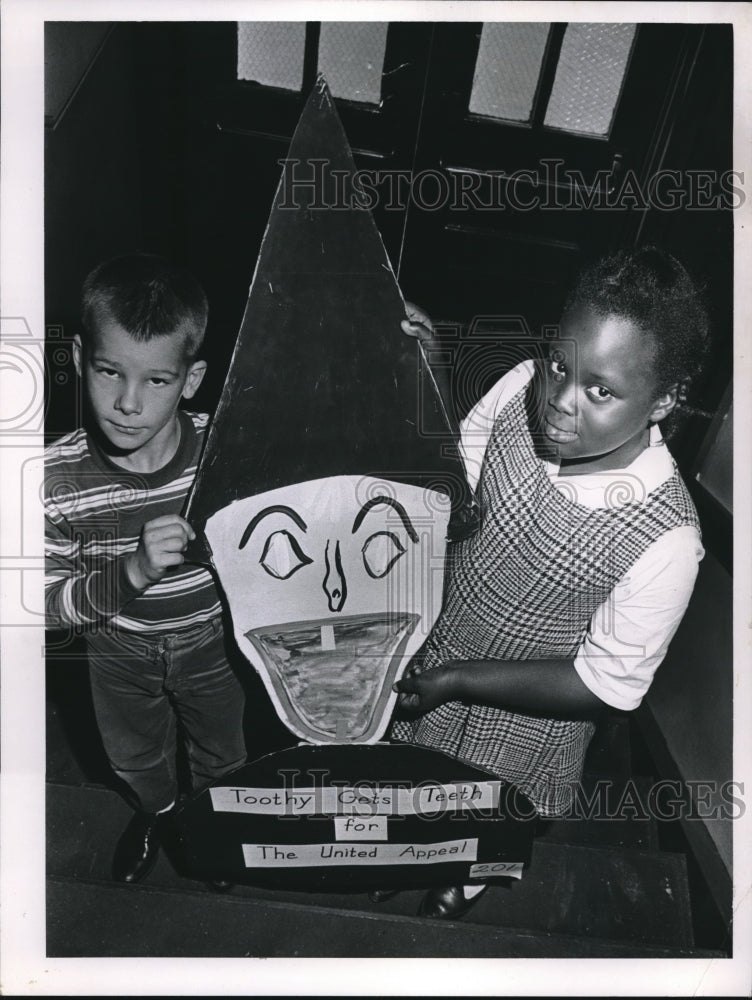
<box><xmin>81</xmin><ymin>252</ymin><xmax>209</xmax><ymax>361</ymax></box>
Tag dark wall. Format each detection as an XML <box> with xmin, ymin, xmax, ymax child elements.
<box><xmin>44</xmin><ymin>23</ymin><xmax>249</xmax><ymax>429</ymax></box>
<box><xmin>642</xmin><ymin>552</ymin><xmax>733</xmax><ymax>872</ymax></box>
<box><xmin>632</xmin><ymin>25</ymin><xmax>734</xmax><ymax>904</ymax></box>
<box><xmin>45</xmin><ymin>22</ymin><xmax>734</xmax><ymax>438</ymax></box>
<box><xmin>45</xmin><ymin>25</ymin><xmax>154</xmax><ymax>438</ymax></box>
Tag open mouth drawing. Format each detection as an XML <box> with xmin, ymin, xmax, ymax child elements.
<box><xmin>246</xmin><ymin>612</ymin><xmax>419</xmax><ymax>742</ymax></box>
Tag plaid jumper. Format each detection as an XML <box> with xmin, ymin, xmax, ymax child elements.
<box><xmin>393</xmin><ymin>380</ymin><xmax>699</xmax><ymax>816</ymax></box>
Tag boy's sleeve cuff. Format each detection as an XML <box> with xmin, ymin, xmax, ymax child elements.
<box><xmin>116</xmin><ymin>555</ymin><xmax>147</xmax><ymax>607</ymax></box>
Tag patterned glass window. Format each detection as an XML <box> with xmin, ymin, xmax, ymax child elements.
<box><xmin>237</xmin><ymin>22</ymin><xmax>306</xmax><ymax>91</ymax></box>
<box><xmin>543</xmin><ymin>23</ymin><xmax>636</xmax><ymax>136</ymax></box>
<box><xmin>318</xmin><ymin>22</ymin><xmax>388</xmax><ymax>104</ymax></box>
<box><xmin>469</xmin><ymin>22</ymin><xmax>551</xmax><ymax>122</ymax></box>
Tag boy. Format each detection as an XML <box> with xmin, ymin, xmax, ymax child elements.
<box><xmin>45</xmin><ymin>253</ymin><xmax>247</xmax><ymax>884</ymax></box>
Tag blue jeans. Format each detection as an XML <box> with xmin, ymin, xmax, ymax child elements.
<box><xmin>86</xmin><ymin>617</ymin><xmax>247</xmax><ymax>813</ymax></box>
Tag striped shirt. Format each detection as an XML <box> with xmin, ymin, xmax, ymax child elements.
<box><xmin>45</xmin><ymin>410</ymin><xmax>222</xmax><ymax>634</ymax></box>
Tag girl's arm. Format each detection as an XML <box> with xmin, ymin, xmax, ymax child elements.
<box><xmin>402</xmin><ymin>302</ymin><xmax>456</xmax><ymax>436</ymax></box>
<box><xmin>402</xmin><ymin>302</ymin><xmax>481</xmax><ymax>540</ymax></box>
<box><xmin>394</xmin><ymin>658</ymin><xmax>605</xmax><ymax>720</ymax></box>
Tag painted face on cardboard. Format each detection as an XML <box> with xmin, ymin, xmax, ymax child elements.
<box><xmin>204</xmin><ymin>476</ymin><xmax>450</xmax><ymax>744</ymax></box>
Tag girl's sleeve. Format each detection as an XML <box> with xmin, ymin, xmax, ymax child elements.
<box><xmin>573</xmin><ymin>525</ymin><xmax>704</xmax><ymax>710</ymax></box>
<box><xmin>459</xmin><ymin>359</ymin><xmax>536</xmax><ymax>491</ymax></box>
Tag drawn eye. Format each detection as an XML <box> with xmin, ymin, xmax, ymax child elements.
<box><xmin>259</xmin><ymin>530</ymin><xmax>313</xmax><ymax>580</ymax></box>
<box><xmin>362</xmin><ymin>531</ymin><xmax>406</xmax><ymax>579</ymax></box>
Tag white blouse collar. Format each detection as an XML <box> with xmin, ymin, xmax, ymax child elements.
<box><xmin>545</xmin><ymin>424</ymin><xmax>676</xmax><ymax>508</ymax></box>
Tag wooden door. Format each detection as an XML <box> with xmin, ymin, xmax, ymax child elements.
<box><xmin>141</xmin><ymin>20</ymin><xmax>730</xmax><ymax>424</ymax></box>
<box><xmin>397</xmin><ymin>22</ymin><xmax>712</xmax><ymax>326</ymax></box>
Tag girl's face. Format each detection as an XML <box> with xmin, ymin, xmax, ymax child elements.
<box><xmin>541</xmin><ymin>305</ymin><xmax>676</xmax><ymax>473</ymax></box>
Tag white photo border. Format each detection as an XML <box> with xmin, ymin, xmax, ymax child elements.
<box><xmin>1</xmin><ymin>0</ymin><xmax>750</xmax><ymax>995</ymax></box>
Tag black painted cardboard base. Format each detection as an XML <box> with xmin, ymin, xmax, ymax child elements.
<box><xmin>173</xmin><ymin>743</ymin><xmax>537</xmax><ymax>891</ymax></box>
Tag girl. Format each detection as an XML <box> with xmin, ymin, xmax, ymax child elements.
<box><xmin>388</xmin><ymin>246</ymin><xmax>708</xmax><ymax>920</ymax></box>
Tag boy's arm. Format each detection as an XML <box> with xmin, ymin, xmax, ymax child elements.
<box><xmin>45</xmin><ymin>507</ymin><xmax>195</xmax><ymax>628</ymax></box>
<box><xmin>44</xmin><ymin>507</ymin><xmax>144</xmax><ymax>628</ymax></box>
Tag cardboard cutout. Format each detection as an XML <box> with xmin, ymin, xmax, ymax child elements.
<box><xmin>185</xmin><ymin>76</ymin><xmax>468</xmax><ymax>525</ymax></box>
<box><xmin>184</xmin><ymin>76</ymin><xmax>464</xmax><ymax>745</ymax></box>
<box><xmin>175</xmin><ymin>78</ymin><xmax>535</xmax><ymax>888</ymax></box>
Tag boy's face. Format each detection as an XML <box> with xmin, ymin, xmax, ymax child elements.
<box><xmin>541</xmin><ymin>305</ymin><xmax>676</xmax><ymax>472</ymax></box>
<box><xmin>73</xmin><ymin>314</ymin><xmax>206</xmax><ymax>469</ymax></box>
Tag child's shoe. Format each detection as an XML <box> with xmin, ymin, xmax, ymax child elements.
<box><xmin>207</xmin><ymin>879</ymin><xmax>234</xmax><ymax>893</ymax></box>
<box><xmin>111</xmin><ymin>811</ymin><xmax>162</xmax><ymax>883</ymax></box>
<box><xmin>417</xmin><ymin>883</ymin><xmax>488</xmax><ymax>920</ymax></box>
<box><xmin>368</xmin><ymin>888</ymin><xmax>401</xmax><ymax>903</ymax></box>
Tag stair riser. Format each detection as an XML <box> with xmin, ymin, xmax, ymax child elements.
<box><xmin>47</xmin><ymin>782</ymin><xmax>694</xmax><ymax>950</ymax></box>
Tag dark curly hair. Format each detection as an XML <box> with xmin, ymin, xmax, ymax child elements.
<box><xmin>564</xmin><ymin>245</ymin><xmax>710</xmax><ymax>436</ymax></box>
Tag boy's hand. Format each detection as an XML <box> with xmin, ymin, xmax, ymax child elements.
<box><xmin>125</xmin><ymin>514</ymin><xmax>196</xmax><ymax>591</ymax></box>
<box><xmin>393</xmin><ymin>660</ymin><xmax>461</xmax><ymax>715</ymax></box>
<box><xmin>401</xmin><ymin>301</ymin><xmax>435</xmax><ymax>345</ymax></box>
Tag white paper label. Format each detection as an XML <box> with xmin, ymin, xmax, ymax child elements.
<box><xmin>242</xmin><ymin>838</ymin><xmax>478</xmax><ymax>868</ymax></box>
<box><xmin>468</xmin><ymin>861</ymin><xmax>524</xmax><ymax>880</ymax></box>
<box><xmin>334</xmin><ymin>815</ymin><xmax>388</xmax><ymax>840</ymax></box>
<box><xmin>210</xmin><ymin>781</ymin><xmax>501</xmax><ymax>816</ymax></box>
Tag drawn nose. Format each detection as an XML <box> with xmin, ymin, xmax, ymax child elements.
<box><xmin>323</xmin><ymin>540</ymin><xmax>347</xmax><ymax>613</ymax></box>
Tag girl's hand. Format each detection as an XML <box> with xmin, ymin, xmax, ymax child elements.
<box><xmin>401</xmin><ymin>301</ymin><xmax>435</xmax><ymax>345</ymax></box>
<box><xmin>393</xmin><ymin>660</ymin><xmax>461</xmax><ymax>715</ymax></box>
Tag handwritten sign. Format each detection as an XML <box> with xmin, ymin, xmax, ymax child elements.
<box><xmin>174</xmin><ymin>743</ymin><xmax>537</xmax><ymax>890</ymax></box>
<box><xmin>209</xmin><ymin>781</ymin><xmax>502</xmax><ymax>816</ymax></box>
<box><xmin>333</xmin><ymin>816</ymin><xmax>388</xmax><ymax>840</ymax></box>
<box><xmin>242</xmin><ymin>838</ymin><xmax>478</xmax><ymax>867</ymax></box>
<box><xmin>469</xmin><ymin>861</ymin><xmax>524</xmax><ymax>880</ymax></box>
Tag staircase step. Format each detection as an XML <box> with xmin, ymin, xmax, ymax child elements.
<box><xmin>48</xmin><ymin>781</ymin><xmax>695</xmax><ymax>952</ymax></box>
<box><xmin>46</xmin><ymin>874</ymin><xmax>724</xmax><ymax>959</ymax></box>
<box><xmin>584</xmin><ymin>710</ymin><xmax>634</xmax><ymax>780</ymax></box>
<box><xmin>536</xmin><ymin>773</ymin><xmax>658</xmax><ymax>852</ymax></box>
<box><xmin>502</xmin><ymin>839</ymin><xmax>693</xmax><ymax>949</ymax></box>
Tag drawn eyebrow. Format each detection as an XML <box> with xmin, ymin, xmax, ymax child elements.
<box><xmin>351</xmin><ymin>495</ymin><xmax>419</xmax><ymax>543</ymax></box>
<box><xmin>239</xmin><ymin>505</ymin><xmax>308</xmax><ymax>550</ymax></box>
